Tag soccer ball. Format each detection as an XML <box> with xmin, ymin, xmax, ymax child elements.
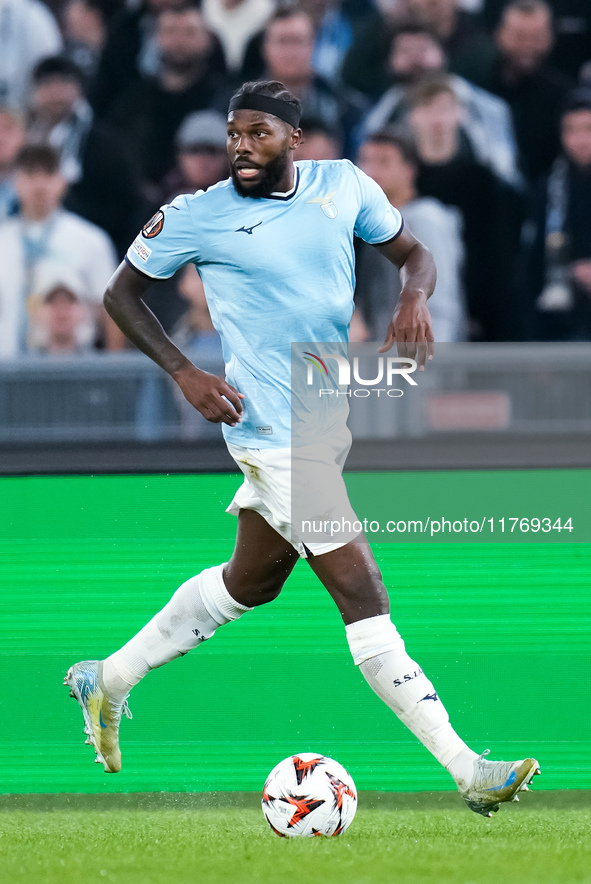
<box><xmin>261</xmin><ymin>753</ymin><xmax>357</xmax><ymax>838</ymax></box>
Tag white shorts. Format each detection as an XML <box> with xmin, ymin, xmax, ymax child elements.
<box><xmin>226</xmin><ymin>431</ymin><xmax>361</xmax><ymax>558</ymax></box>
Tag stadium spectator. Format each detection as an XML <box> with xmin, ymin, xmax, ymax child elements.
<box><xmin>342</xmin><ymin>0</ymin><xmax>493</xmax><ymax>97</ymax></box>
<box><xmin>298</xmin><ymin>0</ymin><xmax>357</xmax><ymax>82</ymax></box>
<box><xmin>296</xmin><ymin>117</ymin><xmax>343</xmax><ymax>159</ymax></box>
<box><xmin>519</xmin><ymin>87</ymin><xmax>591</xmax><ymax>340</ymax></box>
<box><xmin>159</xmin><ymin>109</ymin><xmax>229</xmax><ymax>203</ymax></box>
<box><xmin>476</xmin><ymin>0</ymin><xmax>573</xmax><ymax>182</ymax></box>
<box><xmin>340</xmin><ymin>0</ymin><xmax>413</xmax><ymax>99</ymax></box>
<box><xmin>0</xmin><ymin>145</ymin><xmax>123</xmax><ymax>359</ymax></box>
<box><xmin>202</xmin><ymin>0</ymin><xmax>275</xmax><ymax>78</ymax></box>
<box><xmin>0</xmin><ymin>0</ymin><xmax>63</xmax><ymax>110</ymax></box>
<box><xmin>90</xmin><ymin>0</ymin><xmax>225</xmax><ymax>119</ymax></box>
<box><xmin>405</xmin><ymin>0</ymin><xmax>495</xmax><ymax>82</ymax></box>
<box><xmin>481</xmin><ymin>0</ymin><xmax>591</xmax><ymax>80</ymax></box>
<box><xmin>355</xmin><ymin>129</ymin><xmax>466</xmax><ymax>342</ymax></box>
<box><xmin>407</xmin><ymin>75</ymin><xmax>523</xmax><ymax>340</ymax></box>
<box><xmin>61</xmin><ymin>0</ymin><xmax>121</xmax><ymax>84</ymax></box>
<box><xmin>251</xmin><ymin>8</ymin><xmax>367</xmax><ymax>157</ymax></box>
<box><xmin>26</xmin><ymin>55</ymin><xmax>144</xmax><ymax>257</ymax></box>
<box><xmin>242</xmin><ymin>0</ymin><xmax>370</xmax><ymax>84</ymax></box>
<box><xmin>26</xmin><ymin>265</ymin><xmax>95</xmax><ymax>355</ymax></box>
<box><xmin>27</xmin><ymin>57</ymin><xmax>93</xmax><ymax>185</ymax></box>
<box><xmin>0</xmin><ymin>107</ymin><xmax>25</xmax><ymax>221</ymax></box>
<box><xmin>363</xmin><ymin>23</ymin><xmax>521</xmax><ymax>187</ymax></box>
<box><xmin>107</xmin><ymin>5</ymin><xmax>225</xmax><ymax>201</ymax></box>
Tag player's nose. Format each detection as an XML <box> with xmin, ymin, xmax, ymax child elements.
<box><xmin>234</xmin><ymin>134</ymin><xmax>252</xmax><ymax>154</ymax></box>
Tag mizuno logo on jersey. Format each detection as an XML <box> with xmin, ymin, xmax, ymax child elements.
<box><xmin>235</xmin><ymin>222</ymin><xmax>262</xmax><ymax>235</ymax></box>
<box><xmin>306</xmin><ymin>191</ymin><xmax>338</xmax><ymax>219</ymax></box>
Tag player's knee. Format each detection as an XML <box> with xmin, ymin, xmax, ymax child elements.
<box><xmin>255</xmin><ymin>572</ymin><xmax>287</xmax><ymax>605</ymax></box>
<box><xmin>225</xmin><ymin>570</ymin><xmax>286</xmax><ymax>607</ymax></box>
<box><xmin>242</xmin><ymin>581</ymin><xmax>284</xmax><ymax>606</ymax></box>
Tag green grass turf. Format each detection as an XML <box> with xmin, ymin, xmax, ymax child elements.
<box><xmin>1</xmin><ymin>794</ymin><xmax>590</xmax><ymax>884</ymax></box>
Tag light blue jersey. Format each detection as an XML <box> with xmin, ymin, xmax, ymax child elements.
<box><xmin>126</xmin><ymin>159</ymin><xmax>403</xmax><ymax>447</ymax></box>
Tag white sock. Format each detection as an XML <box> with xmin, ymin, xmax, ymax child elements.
<box><xmin>102</xmin><ymin>564</ymin><xmax>251</xmax><ymax>702</ymax></box>
<box><xmin>346</xmin><ymin>614</ymin><xmax>477</xmax><ymax>788</ymax></box>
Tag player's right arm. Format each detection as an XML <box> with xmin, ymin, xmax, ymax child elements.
<box><xmin>104</xmin><ymin>262</ymin><xmax>243</xmax><ymax>426</ymax></box>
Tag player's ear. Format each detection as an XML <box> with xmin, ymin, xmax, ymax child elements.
<box><xmin>289</xmin><ymin>127</ymin><xmax>303</xmax><ymax>151</ymax></box>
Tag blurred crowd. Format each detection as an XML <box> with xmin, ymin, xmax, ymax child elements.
<box><xmin>1</xmin><ymin>0</ymin><xmax>591</xmax><ymax>357</ymax></box>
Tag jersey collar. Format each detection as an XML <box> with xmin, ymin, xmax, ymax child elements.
<box><xmin>268</xmin><ymin>166</ymin><xmax>300</xmax><ymax>201</ymax></box>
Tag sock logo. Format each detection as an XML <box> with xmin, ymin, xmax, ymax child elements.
<box><xmin>418</xmin><ymin>692</ymin><xmax>439</xmax><ymax>702</ymax></box>
<box><xmin>192</xmin><ymin>628</ymin><xmax>207</xmax><ymax>642</ymax></box>
<box><xmin>392</xmin><ymin>668</ymin><xmax>423</xmax><ymax>688</ymax></box>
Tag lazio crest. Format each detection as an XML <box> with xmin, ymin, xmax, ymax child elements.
<box><xmin>307</xmin><ymin>191</ymin><xmax>338</xmax><ymax>219</ymax></box>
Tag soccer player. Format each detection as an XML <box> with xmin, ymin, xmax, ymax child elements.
<box><xmin>65</xmin><ymin>80</ymin><xmax>540</xmax><ymax>816</ymax></box>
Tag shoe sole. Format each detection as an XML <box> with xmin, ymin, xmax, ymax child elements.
<box><xmin>64</xmin><ymin>666</ymin><xmax>112</xmax><ymax>772</ymax></box>
<box><xmin>464</xmin><ymin>758</ymin><xmax>541</xmax><ymax>817</ymax></box>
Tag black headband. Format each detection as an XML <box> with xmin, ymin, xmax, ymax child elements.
<box><xmin>228</xmin><ymin>93</ymin><xmax>301</xmax><ymax>129</ymax></box>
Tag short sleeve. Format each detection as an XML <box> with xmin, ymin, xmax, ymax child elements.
<box><xmin>125</xmin><ymin>193</ymin><xmax>201</xmax><ymax>279</ymax></box>
<box><xmin>350</xmin><ymin>162</ymin><xmax>404</xmax><ymax>245</ymax></box>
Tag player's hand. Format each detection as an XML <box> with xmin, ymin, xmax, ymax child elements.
<box><xmin>172</xmin><ymin>364</ymin><xmax>244</xmax><ymax>426</ymax></box>
<box><xmin>378</xmin><ymin>292</ymin><xmax>434</xmax><ymax>370</ymax></box>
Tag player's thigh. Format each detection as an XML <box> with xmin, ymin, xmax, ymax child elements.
<box><xmin>223</xmin><ymin>508</ymin><xmax>299</xmax><ymax>607</ymax></box>
<box><xmin>306</xmin><ymin>537</ymin><xmax>389</xmax><ymax>625</ymax></box>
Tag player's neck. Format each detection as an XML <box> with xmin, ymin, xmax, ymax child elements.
<box><xmin>273</xmin><ymin>161</ymin><xmax>297</xmax><ymax>194</ymax></box>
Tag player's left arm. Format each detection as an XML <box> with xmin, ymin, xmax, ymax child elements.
<box><xmin>374</xmin><ymin>228</ymin><xmax>437</xmax><ymax>367</ymax></box>
<box><xmin>101</xmin><ymin>306</ymin><xmax>128</xmax><ymax>351</ymax></box>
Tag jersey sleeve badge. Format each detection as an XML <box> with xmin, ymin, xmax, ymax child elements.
<box><xmin>142</xmin><ymin>210</ymin><xmax>165</xmax><ymax>239</ymax></box>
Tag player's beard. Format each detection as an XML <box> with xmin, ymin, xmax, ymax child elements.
<box><xmin>231</xmin><ymin>150</ymin><xmax>291</xmax><ymax>199</ymax></box>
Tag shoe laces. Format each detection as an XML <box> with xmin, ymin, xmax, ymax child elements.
<box><xmin>472</xmin><ymin>749</ymin><xmax>516</xmax><ymax>790</ymax></box>
<box><xmin>106</xmin><ymin>697</ymin><xmax>133</xmax><ymax>722</ymax></box>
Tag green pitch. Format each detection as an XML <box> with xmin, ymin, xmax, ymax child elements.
<box><xmin>1</xmin><ymin>472</ymin><xmax>591</xmax><ymax>794</ymax></box>
<box><xmin>1</xmin><ymin>794</ymin><xmax>590</xmax><ymax>884</ymax></box>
